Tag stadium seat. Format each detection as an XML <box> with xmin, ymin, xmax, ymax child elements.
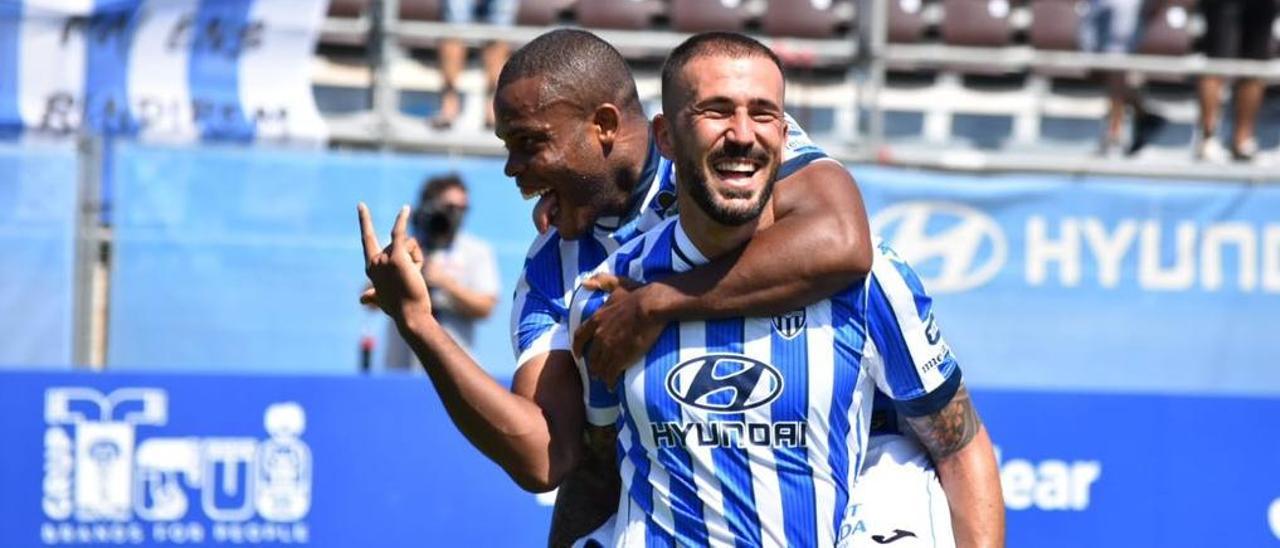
<box><xmin>516</xmin><ymin>0</ymin><xmax>577</xmax><ymax>26</ymax></box>
<box><xmin>1028</xmin><ymin>0</ymin><xmax>1087</xmax><ymax>77</ymax></box>
<box><xmin>1028</xmin><ymin>0</ymin><xmax>1082</xmax><ymax>51</ymax></box>
<box><xmin>576</xmin><ymin>0</ymin><xmax>664</xmax><ymax>30</ymax></box>
<box><xmin>941</xmin><ymin>0</ymin><xmax>1015</xmax><ymax>47</ymax></box>
<box><xmin>1134</xmin><ymin>0</ymin><xmax>1193</xmax><ymax>56</ymax></box>
<box><xmin>761</xmin><ymin>0</ymin><xmax>854</xmax><ymax>39</ymax></box>
<box><xmin>321</xmin><ymin>0</ymin><xmax>371</xmax><ymax>46</ymax></box>
<box><xmin>328</xmin><ymin>0</ymin><xmax>368</xmax><ymax>18</ymax></box>
<box><xmin>670</xmin><ymin>0</ymin><xmax>754</xmax><ymax>33</ymax></box>
<box><xmin>400</xmin><ymin>0</ymin><xmax>442</xmax><ymax>22</ymax></box>
<box><xmin>888</xmin><ymin>0</ymin><xmax>929</xmax><ymax>43</ymax></box>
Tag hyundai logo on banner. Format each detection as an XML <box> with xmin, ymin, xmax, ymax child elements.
<box><xmin>872</xmin><ymin>201</ymin><xmax>1008</xmax><ymax>294</ymax></box>
<box><xmin>666</xmin><ymin>354</ymin><xmax>784</xmax><ymax>414</ymax></box>
<box><xmin>40</xmin><ymin>388</ymin><xmax>312</xmax><ymax>545</ymax></box>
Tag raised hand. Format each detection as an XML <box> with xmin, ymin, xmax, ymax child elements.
<box><xmin>358</xmin><ymin>203</ymin><xmax>430</xmax><ymax>323</ymax></box>
<box><xmin>571</xmin><ymin>273</ymin><xmax>662</xmax><ymax>388</ymax></box>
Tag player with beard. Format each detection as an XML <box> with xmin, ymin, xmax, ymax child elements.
<box><xmin>361</xmin><ymin>27</ymin><xmax>875</xmax><ymax>545</ymax></box>
<box><xmin>566</xmin><ymin>32</ymin><xmax>1005</xmax><ymax>547</ymax></box>
<box><xmin>358</xmin><ymin>29</ymin><xmax>994</xmax><ymax>547</ymax></box>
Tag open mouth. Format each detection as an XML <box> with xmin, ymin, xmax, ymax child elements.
<box><xmin>520</xmin><ymin>185</ymin><xmax>552</xmax><ymax>200</ymax></box>
<box><xmin>711</xmin><ymin>158</ymin><xmax>762</xmax><ymax>184</ymax></box>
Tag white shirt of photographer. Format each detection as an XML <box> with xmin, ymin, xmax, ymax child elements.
<box><xmin>384</xmin><ymin>231</ymin><xmax>500</xmax><ymax>369</ymax></box>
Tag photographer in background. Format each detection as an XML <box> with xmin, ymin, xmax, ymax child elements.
<box><xmin>383</xmin><ymin>174</ymin><xmax>500</xmax><ymax>369</ymax></box>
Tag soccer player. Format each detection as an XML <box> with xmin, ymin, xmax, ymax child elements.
<box><xmin>361</xmin><ymin>27</ymin><xmax>873</xmax><ymax>544</ymax></box>
<box><xmin>564</xmin><ymin>33</ymin><xmax>1004</xmax><ymax>546</ymax></box>
<box><xmin>359</xmin><ymin>28</ymin><xmax>993</xmax><ymax>547</ymax></box>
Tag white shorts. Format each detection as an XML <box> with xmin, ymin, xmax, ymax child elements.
<box><xmin>838</xmin><ymin>434</ymin><xmax>954</xmax><ymax>548</ymax></box>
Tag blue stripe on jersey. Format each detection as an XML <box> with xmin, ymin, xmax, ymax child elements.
<box><xmin>866</xmin><ymin>274</ymin><xmax>961</xmax><ymax>418</ymax></box>
<box><xmin>827</xmin><ymin>286</ymin><xmax>867</xmax><ymax>535</ymax></box>
<box><xmin>770</xmin><ymin>315</ymin><xmax>818</xmax><ymax>547</ymax></box>
<box><xmin>646</xmin><ymin>515</ymin><xmax>677</xmax><ymax>548</ymax></box>
<box><xmin>646</xmin><ymin>322</ymin><xmax>709</xmax><ymax>544</ymax></box>
<box><xmin>189</xmin><ymin>0</ymin><xmax>255</xmax><ymax>141</ymax></box>
<box><xmin>577</xmin><ymin>234</ymin><xmax>608</xmax><ymax>282</ymax></box>
<box><xmin>514</xmin><ymin>237</ymin><xmax>565</xmax><ymax>354</ymax></box>
<box><xmin>880</xmin><ymin>243</ymin><xmax>936</xmax><ymax>325</ymax></box>
<box><xmin>0</xmin><ymin>2</ymin><xmax>20</xmax><ymax>139</ymax></box>
<box><xmin>866</xmin><ymin>275</ymin><xmax>926</xmax><ymax>399</ymax></box>
<box><xmin>620</xmin><ymin>384</ymin><xmax>657</xmax><ymax>518</ymax></box>
<box><xmin>84</xmin><ymin>0</ymin><xmax>142</xmax><ymax>136</ymax></box>
<box><xmin>612</xmin><ymin>234</ymin><xmax>650</xmax><ymax>279</ymax></box>
<box><xmin>579</xmin><ymin>291</ymin><xmax>618</xmax><ymax>409</ymax></box>
<box><xmin>640</xmin><ymin>222</ymin><xmax>678</xmax><ymax>282</ymax></box>
<box><xmin>777</xmin><ymin>151</ymin><xmax>828</xmax><ymax>181</ymax></box>
<box><xmin>705</xmin><ymin>318</ymin><xmax>763</xmax><ymax>548</ymax></box>
<box><xmin>641</xmin><ymin>228</ymin><xmax>710</xmax><ymax>546</ymax></box>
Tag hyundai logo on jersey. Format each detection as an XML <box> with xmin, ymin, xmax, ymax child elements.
<box><xmin>666</xmin><ymin>354</ymin><xmax>785</xmax><ymax>414</ymax></box>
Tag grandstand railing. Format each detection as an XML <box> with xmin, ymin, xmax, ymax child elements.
<box><xmin>315</xmin><ymin>0</ymin><xmax>1279</xmax><ymax>183</ymax></box>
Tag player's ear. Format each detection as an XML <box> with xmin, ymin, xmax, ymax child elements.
<box><xmin>653</xmin><ymin>114</ymin><xmax>674</xmax><ymax>160</ymax></box>
<box><xmin>591</xmin><ymin>103</ymin><xmax>621</xmax><ymax>155</ymax></box>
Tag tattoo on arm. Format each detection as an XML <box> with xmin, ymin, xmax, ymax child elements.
<box><xmin>547</xmin><ymin>426</ymin><xmax>621</xmax><ymax>548</ymax></box>
<box><xmin>906</xmin><ymin>385</ymin><xmax>981</xmax><ymax>461</ymax></box>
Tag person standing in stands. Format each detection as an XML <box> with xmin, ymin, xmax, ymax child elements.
<box><xmin>1080</xmin><ymin>0</ymin><xmax>1166</xmax><ymax>157</ymax></box>
<box><xmin>379</xmin><ymin>174</ymin><xmax>500</xmax><ymax>368</ymax></box>
<box><xmin>1195</xmin><ymin>0</ymin><xmax>1276</xmax><ymax>162</ymax></box>
<box><xmin>431</xmin><ymin>0</ymin><xmax>516</xmax><ymax>129</ymax></box>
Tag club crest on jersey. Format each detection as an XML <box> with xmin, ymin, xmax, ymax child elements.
<box><xmin>666</xmin><ymin>354</ymin><xmax>784</xmax><ymax>414</ymax></box>
<box><xmin>772</xmin><ymin>309</ymin><xmax>806</xmax><ymax>340</ymax></box>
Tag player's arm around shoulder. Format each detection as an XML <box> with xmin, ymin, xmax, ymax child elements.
<box><xmin>769</xmin><ymin>158</ymin><xmax>874</xmax><ymax>281</ymax></box>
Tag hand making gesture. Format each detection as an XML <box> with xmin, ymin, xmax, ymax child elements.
<box><xmin>358</xmin><ymin>203</ymin><xmax>430</xmax><ymax>324</ymax></box>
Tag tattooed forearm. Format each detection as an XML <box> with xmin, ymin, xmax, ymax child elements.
<box><xmin>906</xmin><ymin>385</ymin><xmax>981</xmax><ymax>461</ymax></box>
<box><xmin>547</xmin><ymin>426</ymin><xmax>621</xmax><ymax>548</ymax></box>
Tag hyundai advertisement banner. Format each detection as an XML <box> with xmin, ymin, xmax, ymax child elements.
<box><xmin>856</xmin><ymin>165</ymin><xmax>1280</xmax><ymax>397</ymax></box>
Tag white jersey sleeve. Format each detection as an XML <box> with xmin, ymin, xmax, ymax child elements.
<box><xmin>863</xmin><ymin>242</ymin><xmax>963</xmax><ymax>417</ymax></box>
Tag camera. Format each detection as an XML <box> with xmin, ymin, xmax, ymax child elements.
<box><xmin>413</xmin><ymin>200</ymin><xmax>466</xmax><ymax>247</ymax></box>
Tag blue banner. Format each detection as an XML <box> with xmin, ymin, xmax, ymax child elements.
<box><xmin>0</xmin><ymin>142</ymin><xmax>78</xmax><ymax>368</ymax></box>
<box><xmin>0</xmin><ymin>370</ymin><xmax>553</xmax><ymax>547</ymax></box>
<box><xmin>108</xmin><ymin>143</ymin><xmax>536</xmax><ymax>376</ymax></box>
<box><xmin>1</xmin><ymin>371</ymin><xmax>1276</xmax><ymax>547</ymax></box>
<box><xmin>857</xmin><ymin>165</ymin><xmax>1280</xmax><ymax>397</ymax></box>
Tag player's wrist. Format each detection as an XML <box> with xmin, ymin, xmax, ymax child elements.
<box><xmin>637</xmin><ymin>283</ymin><xmax>678</xmax><ymax>324</ymax></box>
<box><xmin>394</xmin><ymin>300</ymin><xmax>436</xmax><ymax>334</ymax></box>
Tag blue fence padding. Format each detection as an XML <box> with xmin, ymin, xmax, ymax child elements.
<box><xmin>0</xmin><ymin>142</ymin><xmax>78</xmax><ymax>368</ymax></box>
<box><xmin>855</xmin><ymin>165</ymin><xmax>1280</xmax><ymax>397</ymax></box>
<box><xmin>108</xmin><ymin>143</ymin><xmax>536</xmax><ymax>375</ymax></box>
<box><xmin>0</xmin><ymin>370</ymin><xmax>1275</xmax><ymax>547</ymax></box>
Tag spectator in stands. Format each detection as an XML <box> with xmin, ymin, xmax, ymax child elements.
<box><xmin>1081</xmin><ymin>0</ymin><xmax>1166</xmax><ymax>156</ymax></box>
<box><xmin>380</xmin><ymin>174</ymin><xmax>500</xmax><ymax>369</ymax></box>
<box><xmin>1195</xmin><ymin>0</ymin><xmax>1276</xmax><ymax>162</ymax></box>
<box><xmin>431</xmin><ymin>0</ymin><xmax>517</xmax><ymax>129</ymax></box>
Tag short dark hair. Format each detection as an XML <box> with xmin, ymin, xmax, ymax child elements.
<box><xmin>661</xmin><ymin>32</ymin><xmax>785</xmax><ymax>116</ymax></box>
<box><xmin>419</xmin><ymin>173</ymin><xmax>466</xmax><ymax>205</ymax></box>
<box><xmin>498</xmin><ymin>29</ymin><xmax>643</xmax><ymax>116</ymax></box>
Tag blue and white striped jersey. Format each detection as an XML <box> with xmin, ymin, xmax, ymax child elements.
<box><xmin>510</xmin><ymin>115</ymin><xmax>830</xmax><ymax>367</ymax></box>
<box><xmin>567</xmin><ymin>220</ymin><xmax>962</xmax><ymax>548</ymax></box>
